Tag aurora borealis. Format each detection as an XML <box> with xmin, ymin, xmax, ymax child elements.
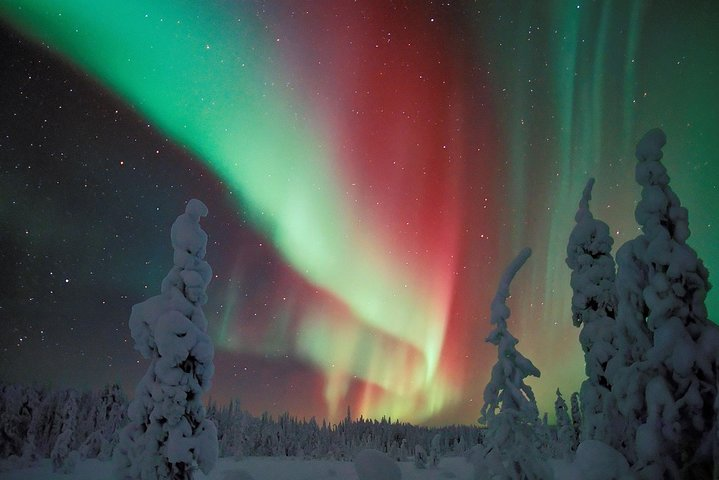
<box><xmin>1</xmin><ymin>1</ymin><xmax>717</xmax><ymax>426</ymax></box>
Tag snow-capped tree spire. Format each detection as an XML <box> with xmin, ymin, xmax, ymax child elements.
<box><xmin>480</xmin><ymin>247</ymin><xmax>539</xmax><ymax>423</ymax></box>
<box><xmin>575</xmin><ymin>177</ymin><xmax>595</xmax><ymax>223</ymax></box>
<box><xmin>565</xmin><ymin>178</ymin><xmax>621</xmax><ymax>446</ymax></box>
<box><xmin>621</xmin><ymin>129</ymin><xmax>719</xmax><ymax>478</ymax></box>
<box><xmin>114</xmin><ymin>199</ymin><xmax>218</xmax><ymax>480</ymax></box>
<box><xmin>477</xmin><ymin>248</ymin><xmax>550</xmax><ymax>479</ymax></box>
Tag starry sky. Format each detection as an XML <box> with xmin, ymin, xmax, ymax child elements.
<box><xmin>0</xmin><ymin>1</ymin><xmax>717</xmax><ymax>426</ymax></box>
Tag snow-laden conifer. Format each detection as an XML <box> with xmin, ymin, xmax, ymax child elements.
<box><xmin>569</xmin><ymin>392</ymin><xmax>581</xmax><ymax>447</ymax></box>
<box><xmin>413</xmin><ymin>444</ymin><xmax>428</xmax><ymax>469</ymax></box>
<box><xmin>51</xmin><ymin>390</ymin><xmax>79</xmax><ymax>473</ymax></box>
<box><xmin>0</xmin><ymin>384</ymin><xmax>34</xmax><ymax>459</ymax></box>
<box><xmin>114</xmin><ymin>199</ymin><xmax>218</xmax><ymax>480</ymax></box>
<box><xmin>622</xmin><ymin>129</ymin><xmax>719</xmax><ymax>478</ymax></box>
<box><xmin>565</xmin><ymin>178</ymin><xmax>621</xmax><ymax>446</ymax></box>
<box><xmin>477</xmin><ymin>248</ymin><xmax>550</xmax><ymax>479</ymax></box>
<box><xmin>609</xmin><ymin>169</ymin><xmax>655</xmax><ymax>464</ymax></box>
<box><xmin>553</xmin><ymin>389</ymin><xmax>575</xmax><ymax>459</ymax></box>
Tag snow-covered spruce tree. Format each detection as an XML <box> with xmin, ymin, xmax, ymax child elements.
<box><xmin>51</xmin><ymin>389</ymin><xmax>79</xmax><ymax>473</ymax></box>
<box><xmin>618</xmin><ymin>129</ymin><xmax>719</xmax><ymax>479</ymax></box>
<box><xmin>80</xmin><ymin>383</ymin><xmax>127</xmax><ymax>460</ymax></box>
<box><xmin>477</xmin><ymin>248</ymin><xmax>551</xmax><ymax>480</ymax></box>
<box><xmin>98</xmin><ymin>384</ymin><xmax>127</xmax><ymax>459</ymax></box>
<box><xmin>565</xmin><ymin>178</ymin><xmax>623</xmax><ymax>446</ymax></box>
<box><xmin>114</xmin><ymin>199</ymin><xmax>218</xmax><ymax>480</ymax></box>
<box><xmin>607</xmin><ymin>170</ymin><xmax>657</xmax><ymax>464</ymax></box>
<box><xmin>0</xmin><ymin>384</ymin><xmax>33</xmax><ymax>459</ymax></box>
<box><xmin>414</xmin><ymin>444</ymin><xmax>428</xmax><ymax>469</ymax></box>
<box><xmin>429</xmin><ymin>433</ymin><xmax>441</xmax><ymax>468</ymax></box>
<box><xmin>553</xmin><ymin>389</ymin><xmax>575</xmax><ymax>459</ymax></box>
<box><xmin>569</xmin><ymin>392</ymin><xmax>581</xmax><ymax>446</ymax></box>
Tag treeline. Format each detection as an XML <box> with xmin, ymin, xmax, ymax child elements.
<box><xmin>209</xmin><ymin>400</ymin><xmax>483</xmax><ymax>461</ymax></box>
<box><xmin>0</xmin><ymin>382</ymin><xmax>483</xmax><ymax>469</ymax></box>
<box><xmin>0</xmin><ymin>383</ymin><xmax>126</xmax><ymax>471</ymax></box>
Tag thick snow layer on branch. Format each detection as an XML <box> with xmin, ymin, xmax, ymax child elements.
<box><xmin>609</xmin><ymin>129</ymin><xmax>718</xmax><ymax>476</ymax></box>
<box><xmin>565</xmin><ymin>178</ymin><xmax>620</xmax><ymax>446</ymax></box>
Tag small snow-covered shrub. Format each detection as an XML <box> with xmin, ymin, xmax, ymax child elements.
<box><xmin>354</xmin><ymin>448</ymin><xmax>402</xmax><ymax>480</ymax></box>
<box><xmin>414</xmin><ymin>444</ymin><xmax>428</xmax><ymax>469</ymax></box>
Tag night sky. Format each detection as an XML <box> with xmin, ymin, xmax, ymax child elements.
<box><xmin>1</xmin><ymin>1</ymin><xmax>717</xmax><ymax>426</ymax></box>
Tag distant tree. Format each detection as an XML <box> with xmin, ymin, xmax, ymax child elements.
<box><xmin>429</xmin><ymin>433</ymin><xmax>441</xmax><ymax>468</ymax></box>
<box><xmin>569</xmin><ymin>392</ymin><xmax>581</xmax><ymax>447</ymax></box>
<box><xmin>399</xmin><ymin>438</ymin><xmax>409</xmax><ymax>461</ymax></box>
<box><xmin>114</xmin><ymin>199</ymin><xmax>218</xmax><ymax>480</ymax></box>
<box><xmin>20</xmin><ymin>385</ymin><xmax>45</xmax><ymax>465</ymax></box>
<box><xmin>553</xmin><ymin>389</ymin><xmax>575</xmax><ymax>459</ymax></box>
<box><xmin>79</xmin><ymin>384</ymin><xmax>127</xmax><ymax>460</ymax></box>
<box><xmin>414</xmin><ymin>444</ymin><xmax>428</xmax><ymax>469</ymax></box>
<box><xmin>477</xmin><ymin>248</ymin><xmax>551</xmax><ymax>479</ymax></box>
<box><xmin>26</xmin><ymin>387</ymin><xmax>60</xmax><ymax>458</ymax></box>
<box><xmin>98</xmin><ymin>384</ymin><xmax>127</xmax><ymax>459</ymax></box>
<box><xmin>0</xmin><ymin>384</ymin><xmax>33</xmax><ymax>458</ymax></box>
<box><xmin>51</xmin><ymin>390</ymin><xmax>79</xmax><ymax>473</ymax></box>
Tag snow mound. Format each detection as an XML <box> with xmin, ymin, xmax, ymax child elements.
<box><xmin>354</xmin><ymin>449</ymin><xmax>402</xmax><ymax>480</ymax></box>
<box><xmin>222</xmin><ymin>469</ymin><xmax>257</xmax><ymax>480</ymax></box>
<box><xmin>551</xmin><ymin>440</ymin><xmax>632</xmax><ymax>480</ymax></box>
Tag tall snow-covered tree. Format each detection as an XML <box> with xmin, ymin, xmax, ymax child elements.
<box><xmin>607</xmin><ymin>145</ymin><xmax>659</xmax><ymax>464</ymax></box>
<box><xmin>114</xmin><ymin>199</ymin><xmax>218</xmax><ymax>480</ymax></box>
<box><xmin>565</xmin><ymin>178</ymin><xmax>621</xmax><ymax>446</ymax></box>
<box><xmin>620</xmin><ymin>129</ymin><xmax>719</xmax><ymax>478</ymax></box>
<box><xmin>477</xmin><ymin>248</ymin><xmax>551</xmax><ymax>479</ymax></box>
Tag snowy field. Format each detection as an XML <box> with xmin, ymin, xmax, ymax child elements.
<box><xmin>0</xmin><ymin>456</ymin><xmax>475</xmax><ymax>480</ymax></box>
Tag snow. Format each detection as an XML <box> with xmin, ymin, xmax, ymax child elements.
<box><xmin>550</xmin><ymin>440</ymin><xmax>631</xmax><ymax>480</ymax></box>
<box><xmin>354</xmin><ymin>449</ymin><xmax>401</xmax><ymax>480</ymax></box>
<box><xmin>1</xmin><ymin>455</ymin><xmax>475</xmax><ymax>480</ymax></box>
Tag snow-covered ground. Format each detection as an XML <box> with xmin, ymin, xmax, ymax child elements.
<box><xmin>0</xmin><ymin>456</ymin><xmax>475</xmax><ymax>480</ymax></box>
